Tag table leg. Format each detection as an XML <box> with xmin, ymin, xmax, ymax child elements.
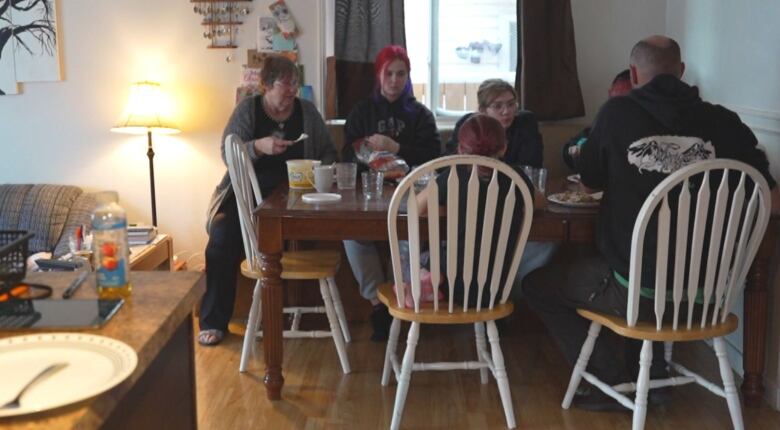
<box><xmin>741</xmin><ymin>221</ymin><xmax>775</xmax><ymax>407</ymax></box>
<box><xmin>260</xmin><ymin>219</ymin><xmax>285</xmax><ymax>400</ymax></box>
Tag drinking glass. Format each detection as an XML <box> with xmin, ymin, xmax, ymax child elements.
<box><xmin>336</xmin><ymin>162</ymin><xmax>357</xmax><ymax>190</ymax></box>
<box><xmin>361</xmin><ymin>171</ymin><xmax>384</xmax><ymax>199</ymax></box>
<box><xmin>536</xmin><ymin>168</ymin><xmax>548</xmax><ymax>195</ymax></box>
<box><xmin>313</xmin><ymin>165</ymin><xmax>334</xmax><ymax>193</ymax></box>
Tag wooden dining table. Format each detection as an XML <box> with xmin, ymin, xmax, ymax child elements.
<box><xmin>255</xmin><ymin>179</ymin><xmax>777</xmax><ymax>407</ymax></box>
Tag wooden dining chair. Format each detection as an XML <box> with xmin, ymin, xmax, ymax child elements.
<box><xmin>224</xmin><ymin>134</ymin><xmax>351</xmax><ymax>375</ymax></box>
<box><xmin>562</xmin><ymin>159</ymin><xmax>771</xmax><ymax>430</ymax></box>
<box><xmin>379</xmin><ymin>155</ymin><xmax>535</xmax><ymax>430</ymax></box>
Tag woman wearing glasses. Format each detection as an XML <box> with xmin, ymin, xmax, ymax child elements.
<box><xmin>200</xmin><ymin>55</ymin><xmax>336</xmax><ymax>346</ymax></box>
<box><xmin>445</xmin><ymin>79</ymin><xmax>542</xmax><ymax>168</ymax></box>
<box><xmin>446</xmin><ymin>79</ymin><xmax>553</xmax><ymax>299</ymax></box>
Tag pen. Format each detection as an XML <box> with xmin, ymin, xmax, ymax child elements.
<box><xmin>62</xmin><ymin>271</ymin><xmax>90</xmax><ymax>299</ymax></box>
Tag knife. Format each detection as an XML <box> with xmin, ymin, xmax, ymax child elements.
<box><xmin>62</xmin><ymin>271</ymin><xmax>90</xmax><ymax>299</ymax></box>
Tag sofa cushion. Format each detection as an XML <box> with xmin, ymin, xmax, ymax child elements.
<box><xmin>53</xmin><ymin>192</ymin><xmax>99</xmax><ymax>258</ymax></box>
<box><xmin>17</xmin><ymin>185</ymin><xmax>82</xmax><ymax>253</ymax></box>
<box><xmin>0</xmin><ymin>184</ymin><xmax>33</xmax><ymax>230</ymax></box>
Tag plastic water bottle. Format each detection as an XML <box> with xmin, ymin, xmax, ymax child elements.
<box><xmin>91</xmin><ymin>192</ymin><xmax>131</xmax><ymax>299</ymax></box>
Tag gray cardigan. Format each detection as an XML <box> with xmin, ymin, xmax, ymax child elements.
<box><xmin>206</xmin><ymin>96</ymin><xmax>337</xmax><ymax>232</ymax></box>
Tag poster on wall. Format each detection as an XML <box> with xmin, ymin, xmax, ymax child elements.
<box><xmin>0</xmin><ymin>0</ymin><xmax>61</xmax><ymax>95</ymax></box>
<box><xmin>0</xmin><ymin>2</ymin><xmax>19</xmax><ymax>95</ymax></box>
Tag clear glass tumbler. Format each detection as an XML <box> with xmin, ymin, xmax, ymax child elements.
<box><xmin>336</xmin><ymin>162</ymin><xmax>357</xmax><ymax>190</ymax></box>
<box><xmin>361</xmin><ymin>171</ymin><xmax>384</xmax><ymax>199</ymax></box>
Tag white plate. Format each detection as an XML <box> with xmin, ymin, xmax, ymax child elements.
<box><xmin>0</xmin><ymin>333</ymin><xmax>137</xmax><ymax>417</ymax></box>
<box><xmin>301</xmin><ymin>193</ymin><xmax>342</xmax><ymax>203</ymax></box>
<box><xmin>547</xmin><ymin>191</ymin><xmax>602</xmax><ymax>208</ymax></box>
<box><xmin>566</xmin><ymin>174</ymin><xmax>581</xmax><ymax>184</ymax></box>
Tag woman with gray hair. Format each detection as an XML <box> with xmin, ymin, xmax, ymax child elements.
<box><xmin>200</xmin><ymin>55</ymin><xmax>336</xmax><ymax>346</ymax></box>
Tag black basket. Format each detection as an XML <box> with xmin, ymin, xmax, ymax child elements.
<box><xmin>0</xmin><ymin>231</ymin><xmax>34</xmax><ymax>291</ymax></box>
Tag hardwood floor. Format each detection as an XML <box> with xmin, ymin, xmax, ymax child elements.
<box><xmin>194</xmin><ymin>308</ymin><xmax>780</xmax><ymax>429</ymax></box>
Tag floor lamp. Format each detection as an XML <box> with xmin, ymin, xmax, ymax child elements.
<box><xmin>111</xmin><ymin>81</ymin><xmax>179</xmax><ymax>227</ymax></box>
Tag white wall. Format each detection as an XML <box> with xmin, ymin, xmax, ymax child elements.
<box><xmin>667</xmin><ymin>0</ymin><xmax>780</xmax><ymax>410</ymax></box>
<box><xmin>0</xmin><ymin>0</ymin><xmax>324</xmax><ymax>258</ymax></box>
<box><xmin>571</xmin><ymin>0</ymin><xmax>667</xmax><ymax>122</ymax></box>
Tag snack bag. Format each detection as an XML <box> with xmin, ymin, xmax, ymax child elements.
<box><xmin>352</xmin><ymin>138</ymin><xmax>410</xmax><ymax>180</ymax></box>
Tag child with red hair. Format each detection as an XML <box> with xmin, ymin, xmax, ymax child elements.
<box><xmin>408</xmin><ymin>114</ymin><xmax>542</xmax><ymax>307</ymax></box>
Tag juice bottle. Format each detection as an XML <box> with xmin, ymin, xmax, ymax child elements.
<box><xmin>91</xmin><ymin>192</ymin><xmax>131</xmax><ymax>299</ymax></box>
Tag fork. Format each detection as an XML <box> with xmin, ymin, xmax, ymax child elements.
<box><xmin>0</xmin><ymin>362</ymin><xmax>68</xmax><ymax>409</ymax></box>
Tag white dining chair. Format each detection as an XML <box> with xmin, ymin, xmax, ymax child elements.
<box><xmin>379</xmin><ymin>155</ymin><xmax>535</xmax><ymax>430</ymax></box>
<box><xmin>224</xmin><ymin>134</ymin><xmax>351</xmax><ymax>375</ymax></box>
<box><xmin>562</xmin><ymin>159</ymin><xmax>771</xmax><ymax>430</ymax></box>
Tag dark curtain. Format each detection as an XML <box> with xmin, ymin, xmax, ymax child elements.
<box><xmin>325</xmin><ymin>0</ymin><xmax>406</xmax><ymax>119</ymax></box>
<box><xmin>517</xmin><ymin>0</ymin><xmax>585</xmax><ymax>120</ymax></box>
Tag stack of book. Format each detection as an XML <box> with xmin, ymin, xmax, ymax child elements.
<box><xmin>127</xmin><ymin>225</ymin><xmax>157</xmax><ymax>245</ymax></box>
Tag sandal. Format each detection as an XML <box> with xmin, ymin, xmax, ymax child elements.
<box><xmin>198</xmin><ymin>329</ymin><xmax>225</xmax><ymax>346</ymax></box>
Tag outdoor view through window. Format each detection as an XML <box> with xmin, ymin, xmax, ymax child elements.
<box><xmin>405</xmin><ymin>0</ymin><xmax>517</xmax><ymax>117</ymax></box>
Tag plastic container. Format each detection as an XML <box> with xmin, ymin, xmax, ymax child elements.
<box><xmin>91</xmin><ymin>192</ymin><xmax>131</xmax><ymax>299</ymax></box>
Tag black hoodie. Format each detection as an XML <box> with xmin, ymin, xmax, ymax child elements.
<box><xmin>578</xmin><ymin>74</ymin><xmax>775</xmax><ymax>287</ymax></box>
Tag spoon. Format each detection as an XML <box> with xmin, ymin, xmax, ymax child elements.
<box><xmin>293</xmin><ymin>133</ymin><xmax>308</xmax><ymax>143</ymax></box>
<box><xmin>0</xmin><ymin>363</ymin><xmax>68</xmax><ymax>409</ymax></box>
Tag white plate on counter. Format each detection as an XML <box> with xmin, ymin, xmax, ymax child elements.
<box><xmin>0</xmin><ymin>333</ymin><xmax>137</xmax><ymax>417</ymax></box>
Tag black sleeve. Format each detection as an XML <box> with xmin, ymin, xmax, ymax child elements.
<box><xmin>511</xmin><ymin>111</ymin><xmax>543</xmax><ymax>167</ymax></box>
<box><xmin>725</xmin><ymin>111</ymin><xmax>777</xmax><ymax>189</ymax></box>
<box><xmin>397</xmin><ymin>105</ymin><xmax>442</xmax><ymax>166</ymax></box>
<box><xmin>577</xmin><ymin>103</ymin><xmax>614</xmax><ymax>189</ymax></box>
<box><xmin>342</xmin><ymin>102</ymin><xmax>367</xmax><ymax>163</ymax></box>
<box><xmin>561</xmin><ymin>127</ymin><xmax>590</xmax><ymax>171</ymax></box>
<box><xmin>445</xmin><ymin>114</ymin><xmax>471</xmax><ymax>155</ymax></box>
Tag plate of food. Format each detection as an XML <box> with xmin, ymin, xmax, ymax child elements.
<box><xmin>566</xmin><ymin>174</ymin><xmax>581</xmax><ymax>184</ymax></box>
<box><xmin>547</xmin><ymin>191</ymin><xmax>602</xmax><ymax>208</ymax></box>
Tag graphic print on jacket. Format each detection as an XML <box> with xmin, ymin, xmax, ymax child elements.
<box><xmin>627</xmin><ymin>135</ymin><xmax>715</xmax><ymax>174</ymax></box>
<box><xmin>377</xmin><ymin>117</ymin><xmax>405</xmax><ymax>138</ymax></box>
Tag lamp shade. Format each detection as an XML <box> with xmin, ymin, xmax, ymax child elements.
<box><xmin>111</xmin><ymin>81</ymin><xmax>180</xmax><ymax>135</ymax></box>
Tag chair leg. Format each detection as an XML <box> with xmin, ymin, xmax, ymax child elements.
<box><xmin>390</xmin><ymin>321</ymin><xmax>420</xmax><ymax>430</ymax></box>
<box><xmin>562</xmin><ymin>321</ymin><xmax>602</xmax><ymax>409</ymax></box>
<box><xmin>382</xmin><ymin>317</ymin><xmax>401</xmax><ymax>386</ymax></box>
<box><xmin>632</xmin><ymin>340</ymin><xmax>653</xmax><ymax>430</ymax></box>
<box><xmin>239</xmin><ymin>279</ymin><xmax>263</xmax><ymax>373</ymax></box>
<box><xmin>326</xmin><ymin>276</ymin><xmax>351</xmax><ymax>343</ymax></box>
<box><xmin>319</xmin><ymin>279</ymin><xmax>351</xmax><ymax>374</ymax></box>
<box><xmin>487</xmin><ymin>320</ymin><xmax>516</xmax><ymax>429</ymax></box>
<box><xmin>474</xmin><ymin>322</ymin><xmax>488</xmax><ymax>384</ymax></box>
<box><xmin>664</xmin><ymin>341</ymin><xmax>673</xmax><ymax>364</ymax></box>
<box><xmin>714</xmin><ymin>337</ymin><xmax>744</xmax><ymax>430</ymax></box>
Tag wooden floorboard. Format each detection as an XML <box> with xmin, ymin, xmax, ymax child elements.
<box><xmin>195</xmin><ymin>308</ymin><xmax>780</xmax><ymax>429</ymax></box>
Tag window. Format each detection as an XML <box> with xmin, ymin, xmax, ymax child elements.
<box><xmin>405</xmin><ymin>0</ymin><xmax>518</xmax><ymax>117</ymax></box>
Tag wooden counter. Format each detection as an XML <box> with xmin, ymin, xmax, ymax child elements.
<box><xmin>0</xmin><ymin>271</ymin><xmax>205</xmax><ymax>430</ymax></box>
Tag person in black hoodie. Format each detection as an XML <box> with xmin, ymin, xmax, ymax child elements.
<box><xmin>341</xmin><ymin>45</ymin><xmax>441</xmax><ymax>341</ymax></box>
<box><xmin>444</xmin><ymin>79</ymin><xmax>543</xmax><ymax>168</ymax></box>
<box><xmin>523</xmin><ymin>35</ymin><xmax>779</xmax><ymax>411</ymax></box>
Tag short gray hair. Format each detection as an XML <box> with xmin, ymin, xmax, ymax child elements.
<box><xmin>630</xmin><ymin>37</ymin><xmax>682</xmax><ymax>78</ymax></box>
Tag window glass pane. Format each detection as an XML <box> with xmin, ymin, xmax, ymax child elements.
<box><xmin>405</xmin><ymin>0</ymin><xmax>517</xmax><ymax>115</ymax></box>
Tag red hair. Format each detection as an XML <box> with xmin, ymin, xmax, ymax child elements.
<box><xmin>374</xmin><ymin>45</ymin><xmax>411</xmax><ymax>80</ymax></box>
<box><xmin>457</xmin><ymin>114</ymin><xmax>506</xmax><ymax>157</ymax></box>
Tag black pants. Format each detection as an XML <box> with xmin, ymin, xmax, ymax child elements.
<box><xmin>522</xmin><ymin>244</ymin><xmax>666</xmax><ymax>384</ymax></box>
<box><xmin>201</xmin><ymin>193</ymin><xmax>245</xmax><ymax>331</ymax></box>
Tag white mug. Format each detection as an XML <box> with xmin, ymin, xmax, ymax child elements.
<box><xmin>312</xmin><ymin>165</ymin><xmax>335</xmax><ymax>193</ymax></box>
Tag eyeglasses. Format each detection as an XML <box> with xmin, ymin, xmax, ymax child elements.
<box><xmin>273</xmin><ymin>80</ymin><xmax>299</xmax><ymax>90</ymax></box>
<box><xmin>486</xmin><ymin>100</ymin><xmax>518</xmax><ymax>112</ymax></box>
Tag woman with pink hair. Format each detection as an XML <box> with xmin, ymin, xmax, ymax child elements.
<box><xmin>342</xmin><ymin>45</ymin><xmax>441</xmax><ymax>341</ymax></box>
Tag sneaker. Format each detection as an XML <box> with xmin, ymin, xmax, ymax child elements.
<box><xmin>370</xmin><ymin>303</ymin><xmax>392</xmax><ymax>342</ymax></box>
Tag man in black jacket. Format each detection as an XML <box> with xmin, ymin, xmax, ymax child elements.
<box><xmin>523</xmin><ymin>35</ymin><xmax>779</xmax><ymax>411</ymax></box>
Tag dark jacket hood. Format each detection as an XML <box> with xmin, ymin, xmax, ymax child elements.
<box><xmin>628</xmin><ymin>74</ymin><xmax>701</xmax><ymax>132</ymax></box>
